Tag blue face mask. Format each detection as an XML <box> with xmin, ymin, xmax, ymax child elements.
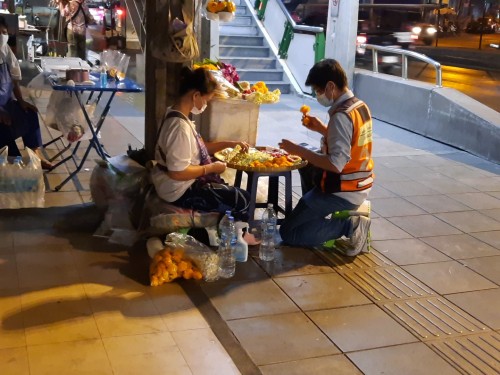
<box><xmin>316</xmin><ymin>92</ymin><xmax>333</xmax><ymax>107</ymax></box>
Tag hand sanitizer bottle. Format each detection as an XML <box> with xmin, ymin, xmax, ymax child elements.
<box><xmin>234</xmin><ymin>222</ymin><xmax>249</xmax><ymax>262</ymax></box>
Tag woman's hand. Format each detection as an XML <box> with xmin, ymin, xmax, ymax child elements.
<box><xmin>231</xmin><ymin>141</ymin><xmax>250</xmax><ymax>152</ymax></box>
<box><xmin>208</xmin><ymin>161</ymin><xmax>227</xmax><ymax>175</ymax></box>
<box><xmin>19</xmin><ymin>100</ymin><xmax>38</xmax><ymax>113</ymax></box>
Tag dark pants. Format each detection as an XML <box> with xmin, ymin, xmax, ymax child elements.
<box><xmin>67</xmin><ymin>29</ymin><xmax>87</xmax><ymax>60</ymax></box>
<box><xmin>174</xmin><ymin>182</ymin><xmax>250</xmax><ymax>222</ymax></box>
<box><xmin>0</xmin><ymin>100</ymin><xmax>42</xmax><ymax>156</ymax></box>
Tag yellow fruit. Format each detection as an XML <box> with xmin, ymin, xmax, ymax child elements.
<box><xmin>177</xmin><ymin>261</ymin><xmax>189</xmax><ymax>272</ymax></box>
<box><xmin>192</xmin><ymin>270</ymin><xmax>203</xmax><ymax>280</ymax></box>
<box><xmin>226</xmin><ymin>1</ymin><xmax>236</xmax><ymax>12</ymax></box>
<box><xmin>183</xmin><ymin>269</ymin><xmax>194</xmax><ymax>279</ymax></box>
<box><xmin>216</xmin><ymin>1</ymin><xmax>226</xmax><ymax>11</ymax></box>
<box><xmin>207</xmin><ymin>1</ymin><xmax>218</xmax><ymax>13</ymax></box>
<box><xmin>167</xmin><ymin>263</ymin><xmax>178</xmax><ymax>274</ymax></box>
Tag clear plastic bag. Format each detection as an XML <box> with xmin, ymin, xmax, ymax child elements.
<box><xmin>149</xmin><ymin>232</ymin><xmax>220</xmax><ymax>285</ymax></box>
<box><xmin>45</xmin><ymin>91</ymin><xmax>94</xmax><ymax>143</ymax></box>
<box><xmin>0</xmin><ymin>146</ymin><xmax>45</xmax><ymax>209</ymax></box>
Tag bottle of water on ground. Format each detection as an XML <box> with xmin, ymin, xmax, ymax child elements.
<box><xmin>218</xmin><ymin>212</ymin><xmax>236</xmax><ymax>278</ymax></box>
<box><xmin>260</xmin><ymin>203</ymin><xmax>277</xmax><ymax>261</ymax></box>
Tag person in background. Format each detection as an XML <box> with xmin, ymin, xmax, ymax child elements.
<box><xmin>0</xmin><ymin>17</ymin><xmax>52</xmax><ymax>169</ymax></box>
<box><xmin>151</xmin><ymin>66</ymin><xmax>251</xmax><ymax>221</ymax></box>
<box><xmin>58</xmin><ymin>0</ymin><xmax>95</xmax><ymax>60</ymax></box>
<box><xmin>279</xmin><ymin>59</ymin><xmax>373</xmax><ymax>256</ymax></box>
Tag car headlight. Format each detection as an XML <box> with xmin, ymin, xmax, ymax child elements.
<box><xmin>412</xmin><ymin>26</ymin><xmax>422</xmax><ymax>34</ymax></box>
<box><xmin>427</xmin><ymin>27</ymin><xmax>437</xmax><ymax>35</ymax></box>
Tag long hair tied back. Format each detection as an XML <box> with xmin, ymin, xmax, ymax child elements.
<box><xmin>178</xmin><ymin>67</ymin><xmax>217</xmax><ymax>97</ymax></box>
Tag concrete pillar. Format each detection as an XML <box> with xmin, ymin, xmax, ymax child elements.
<box><xmin>325</xmin><ymin>0</ymin><xmax>359</xmax><ymax>87</ymax></box>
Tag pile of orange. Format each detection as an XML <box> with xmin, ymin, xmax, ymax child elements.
<box><xmin>249</xmin><ymin>155</ymin><xmax>294</xmax><ymax>168</ymax></box>
<box><xmin>150</xmin><ymin>248</ymin><xmax>203</xmax><ymax>286</ymax></box>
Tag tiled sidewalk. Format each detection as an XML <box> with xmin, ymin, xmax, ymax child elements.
<box><xmin>0</xmin><ymin>90</ymin><xmax>499</xmax><ymax>374</ymax></box>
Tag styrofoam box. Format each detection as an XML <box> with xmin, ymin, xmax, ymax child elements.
<box><xmin>198</xmin><ymin>99</ymin><xmax>260</xmax><ymax>146</ymax></box>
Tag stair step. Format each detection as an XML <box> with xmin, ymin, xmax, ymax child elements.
<box><xmin>231</xmin><ymin>15</ymin><xmax>253</xmax><ymax>26</ymax></box>
<box><xmin>220</xmin><ymin>57</ymin><xmax>277</xmax><ymax>69</ymax></box>
<box><xmin>238</xmin><ymin>69</ymin><xmax>284</xmax><ymax>82</ymax></box>
<box><xmin>235</xmin><ymin>5</ymin><xmax>248</xmax><ymax>15</ymax></box>
<box><xmin>219</xmin><ymin>35</ymin><xmax>264</xmax><ymax>47</ymax></box>
<box><xmin>219</xmin><ymin>45</ymin><xmax>270</xmax><ymax>58</ymax></box>
<box><xmin>220</xmin><ymin>25</ymin><xmax>259</xmax><ymax>36</ymax></box>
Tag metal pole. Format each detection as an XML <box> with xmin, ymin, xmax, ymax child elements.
<box><xmin>372</xmin><ymin>49</ymin><xmax>378</xmax><ymax>73</ymax></box>
<box><xmin>478</xmin><ymin>2</ymin><xmax>486</xmax><ymax>50</ymax></box>
<box><xmin>435</xmin><ymin>0</ymin><xmax>442</xmax><ymax>47</ymax></box>
<box><xmin>402</xmin><ymin>55</ymin><xmax>408</xmax><ymax>79</ymax></box>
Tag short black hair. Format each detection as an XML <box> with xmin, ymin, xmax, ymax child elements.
<box><xmin>178</xmin><ymin>67</ymin><xmax>217</xmax><ymax>97</ymax></box>
<box><xmin>305</xmin><ymin>59</ymin><xmax>347</xmax><ymax>90</ymax></box>
<box><xmin>0</xmin><ymin>16</ymin><xmax>8</xmax><ymax>31</ymax></box>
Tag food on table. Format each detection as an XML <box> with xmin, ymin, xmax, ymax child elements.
<box><xmin>300</xmin><ymin>105</ymin><xmax>310</xmax><ymax>125</ymax></box>
<box><xmin>150</xmin><ymin>248</ymin><xmax>203</xmax><ymax>286</ymax></box>
<box><xmin>219</xmin><ymin>145</ymin><xmax>302</xmax><ymax>168</ymax></box>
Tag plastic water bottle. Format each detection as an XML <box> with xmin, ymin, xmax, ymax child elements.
<box><xmin>100</xmin><ymin>66</ymin><xmax>107</xmax><ymax>87</ymax></box>
<box><xmin>12</xmin><ymin>157</ymin><xmax>25</xmax><ymax>207</ymax></box>
<box><xmin>260</xmin><ymin>203</ymin><xmax>277</xmax><ymax>261</ymax></box>
<box><xmin>218</xmin><ymin>215</ymin><xmax>236</xmax><ymax>278</ymax></box>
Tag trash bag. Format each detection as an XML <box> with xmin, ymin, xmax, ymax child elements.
<box><xmin>90</xmin><ymin>155</ymin><xmax>147</xmax><ymax>245</ymax></box>
<box><xmin>45</xmin><ymin>91</ymin><xmax>94</xmax><ymax>143</ymax></box>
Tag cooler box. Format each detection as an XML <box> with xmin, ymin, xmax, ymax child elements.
<box><xmin>198</xmin><ymin>99</ymin><xmax>260</xmax><ymax>146</ymax></box>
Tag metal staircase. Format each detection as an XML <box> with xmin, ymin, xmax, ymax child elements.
<box><xmin>123</xmin><ymin>0</ymin><xmax>146</xmax><ymax>51</ymax></box>
<box><xmin>219</xmin><ymin>0</ymin><xmax>291</xmax><ymax>93</ymax></box>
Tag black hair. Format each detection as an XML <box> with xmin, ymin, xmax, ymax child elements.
<box><xmin>0</xmin><ymin>16</ymin><xmax>8</xmax><ymax>31</ymax></box>
<box><xmin>305</xmin><ymin>59</ymin><xmax>347</xmax><ymax>90</ymax></box>
<box><xmin>178</xmin><ymin>67</ymin><xmax>217</xmax><ymax>97</ymax></box>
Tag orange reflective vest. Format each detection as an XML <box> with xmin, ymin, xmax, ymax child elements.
<box><xmin>315</xmin><ymin>97</ymin><xmax>374</xmax><ymax>194</ymax></box>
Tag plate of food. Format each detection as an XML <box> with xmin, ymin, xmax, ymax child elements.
<box><xmin>214</xmin><ymin>145</ymin><xmax>307</xmax><ymax>172</ymax></box>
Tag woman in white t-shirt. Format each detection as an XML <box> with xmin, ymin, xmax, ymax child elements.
<box><xmin>151</xmin><ymin>67</ymin><xmax>250</xmax><ymax>220</ymax></box>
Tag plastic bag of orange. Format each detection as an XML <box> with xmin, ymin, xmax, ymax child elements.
<box><xmin>149</xmin><ymin>233</ymin><xmax>220</xmax><ymax>286</ymax></box>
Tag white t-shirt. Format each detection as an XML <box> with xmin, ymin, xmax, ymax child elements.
<box><xmin>0</xmin><ymin>44</ymin><xmax>21</xmax><ymax>81</ymax></box>
<box><xmin>151</xmin><ymin>109</ymin><xmax>201</xmax><ymax>202</ymax></box>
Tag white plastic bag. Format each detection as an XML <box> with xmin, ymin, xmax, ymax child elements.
<box><xmin>45</xmin><ymin>91</ymin><xmax>94</xmax><ymax>143</ymax></box>
<box><xmin>0</xmin><ymin>146</ymin><xmax>45</xmax><ymax>209</ymax></box>
<box><xmin>27</xmin><ymin>72</ymin><xmax>52</xmax><ymax>99</ymax></box>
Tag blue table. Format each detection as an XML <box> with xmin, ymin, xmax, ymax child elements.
<box><xmin>46</xmin><ymin>74</ymin><xmax>144</xmax><ymax>191</ymax></box>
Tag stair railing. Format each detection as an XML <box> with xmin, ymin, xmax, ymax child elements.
<box><xmin>364</xmin><ymin>44</ymin><xmax>443</xmax><ymax>87</ymax></box>
<box><xmin>123</xmin><ymin>0</ymin><xmax>146</xmax><ymax>52</ymax></box>
<box><xmin>251</xmin><ymin>0</ymin><xmax>324</xmax><ymax>94</ymax></box>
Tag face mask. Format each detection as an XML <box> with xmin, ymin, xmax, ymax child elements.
<box><xmin>316</xmin><ymin>92</ymin><xmax>333</xmax><ymax>107</ymax></box>
<box><xmin>190</xmin><ymin>97</ymin><xmax>207</xmax><ymax>115</ymax></box>
<box><xmin>0</xmin><ymin>34</ymin><xmax>9</xmax><ymax>48</ymax></box>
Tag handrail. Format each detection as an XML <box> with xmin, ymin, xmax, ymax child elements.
<box><xmin>254</xmin><ymin>0</ymin><xmax>325</xmax><ymax>60</ymax></box>
<box><xmin>274</xmin><ymin>0</ymin><xmax>324</xmax><ymax>34</ymax></box>
<box><xmin>363</xmin><ymin>44</ymin><xmax>442</xmax><ymax>87</ymax></box>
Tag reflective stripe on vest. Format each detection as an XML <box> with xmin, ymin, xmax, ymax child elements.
<box><xmin>318</xmin><ymin>97</ymin><xmax>374</xmax><ymax>193</ymax></box>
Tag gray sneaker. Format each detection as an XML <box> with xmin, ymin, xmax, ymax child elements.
<box><xmin>342</xmin><ymin>216</ymin><xmax>371</xmax><ymax>257</ymax></box>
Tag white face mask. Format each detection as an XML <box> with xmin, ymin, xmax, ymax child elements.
<box><xmin>191</xmin><ymin>97</ymin><xmax>207</xmax><ymax>115</ymax></box>
<box><xmin>316</xmin><ymin>83</ymin><xmax>335</xmax><ymax>107</ymax></box>
<box><xmin>0</xmin><ymin>34</ymin><xmax>9</xmax><ymax>48</ymax></box>
<box><xmin>316</xmin><ymin>93</ymin><xmax>333</xmax><ymax>107</ymax></box>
